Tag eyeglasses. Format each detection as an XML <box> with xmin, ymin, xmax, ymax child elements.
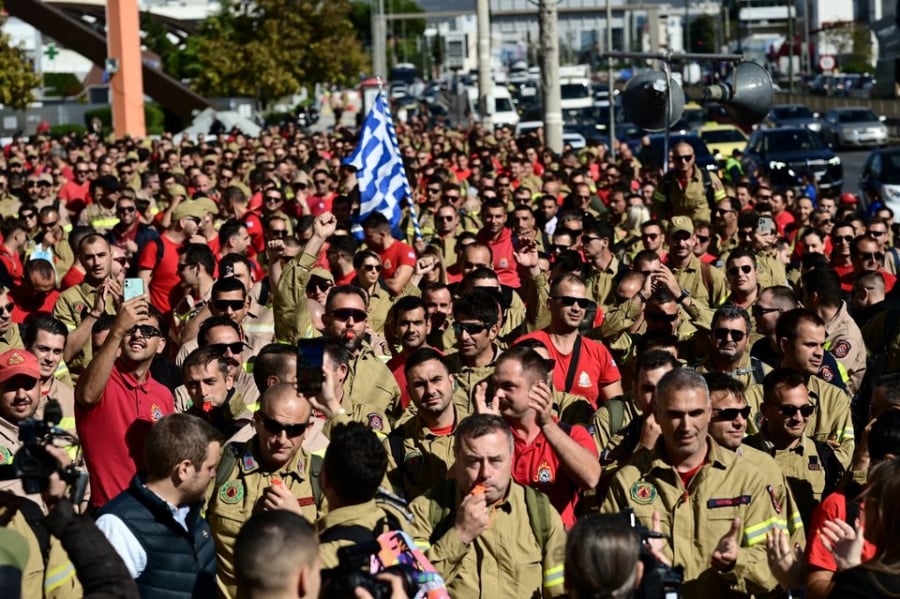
<box><xmin>641</xmin><ymin>233</ymin><xmax>660</xmax><ymax>241</ymax></box>
<box><xmin>696</xmin><ymin>235</ymin><xmax>710</xmax><ymax>244</ymax></box>
<box><xmin>361</xmin><ymin>264</ymin><xmax>382</xmax><ymax>273</ymax></box>
<box><xmin>868</xmin><ymin>230</ymin><xmax>886</xmax><ymax>237</ymax></box>
<box><xmin>264</xmin><ymin>195</ymin><xmax>282</xmax><ymax>203</ymax></box>
<box><xmin>674</xmin><ymin>154</ymin><xmax>693</xmax><ymax>162</ymax></box>
<box><xmin>582</xmin><ymin>236</ymin><xmax>601</xmax><ymax>244</ymax></box>
<box><xmin>310</xmin><ymin>279</ymin><xmax>333</xmax><ymax>292</ymax></box>
<box><xmin>212</xmin><ymin>299</ymin><xmax>246</xmax><ymax>312</ymax></box>
<box><xmin>727</xmin><ymin>264</ymin><xmax>753</xmax><ymax>277</ymax></box>
<box><xmin>776</xmin><ymin>404</ymin><xmax>816</xmax><ymax>418</ymax></box>
<box><xmin>859</xmin><ymin>251</ymin><xmax>885</xmax><ymax>262</ymax></box>
<box><xmin>437</xmin><ymin>215</ymin><xmax>455</xmax><ymax>221</ymax></box>
<box><xmin>816</xmin><ymin>218</ymin><xmax>833</xmax><ymax>225</ymax></box>
<box><xmin>21</xmin><ymin>213</ymin><xmax>36</xmax><ymax>219</ymax></box>
<box><xmin>646</xmin><ymin>311</ymin><xmax>678</xmax><ymax>323</ymax></box>
<box><xmin>260</xmin><ymin>414</ymin><xmax>309</xmax><ymax>437</ymax></box>
<box><xmin>330</xmin><ymin>308</ymin><xmax>367</xmax><ymax>322</ymax></box>
<box><xmin>268</xmin><ymin>229</ymin><xmax>288</xmax><ymax>238</ymax></box>
<box><xmin>552</xmin><ymin>296</ymin><xmax>592</xmax><ymax>309</ymax></box>
<box><xmin>208</xmin><ymin>341</ymin><xmax>245</xmax><ymax>355</ymax></box>
<box><xmin>126</xmin><ymin>324</ymin><xmax>162</xmax><ymax>338</ymax></box>
<box><xmin>40</xmin><ymin>220</ymin><xmax>59</xmax><ymax>229</ymax></box>
<box><xmin>713</xmin><ymin>328</ymin><xmax>746</xmax><ymax>342</ymax></box>
<box><xmin>453</xmin><ymin>321</ymin><xmax>492</xmax><ymax>336</ymax></box>
<box><xmin>716</xmin><ymin>208</ymin><xmax>735</xmax><ymax>216</ymax></box>
<box><xmin>752</xmin><ymin>305</ymin><xmax>782</xmax><ymax>317</ymax></box>
<box><xmin>113</xmin><ymin>257</ymin><xmax>129</xmax><ymax>266</ymax></box>
<box><xmin>427</xmin><ymin>187</ymin><xmax>442</xmax><ymax>194</ymax></box>
<box><xmin>0</xmin><ymin>302</ymin><xmax>14</xmax><ymax>314</ymax></box>
<box><xmin>832</xmin><ymin>235</ymin><xmax>854</xmax><ymax>244</ymax></box>
<box><xmin>76</xmin><ymin>169</ymin><xmax>90</xmax><ymax>175</ymax></box>
<box><xmin>712</xmin><ymin>406</ymin><xmax>752</xmax><ymax>422</ymax></box>
<box><xmin>117</xmin><ymin>206</ymin><xmax>136</xmax><ymax>214</ymax></box>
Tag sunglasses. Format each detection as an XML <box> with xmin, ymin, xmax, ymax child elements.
<box><xmin>330</xmin><ymin>308</ymin><xmax>367</xmax><ymax>322</ymax></box>
<box><xmin>264</xmin><ymin>195</ymin><xmax>282</xmax><ymax>203</ymax></box>
<box><xmin>453</xmin><ymin>321</ymin><xmax>492</xmax><ymax>336</ymax></box>
<box><xmin>642</xmin><ymin>233</ymin><xmax>659</xmax><ymax>241</ymax></box>
<box><xmin>310</xmin><ymin>279</ymin><xmax>333</xmax><ymax>292</ymax></box>
<box><xmin>268</xmin><ymin>229</ymin><xmax>288</xmax><ymax>238</ymax></box>
<box><xmin>127</xmin><ymin>324</ymin><xmax>162</xmax><ymax>338</ymax></box>
<box><xmin>646</xmin><ymin>311</ymin><xmax>678</xmax><ymax>323</ymax></box>
<box><xmin>714</xmin><ymin>328</ymin><xmax>746</xmax><ymax>342</ymax></box>
<box><xmin>260</xmin><ymin>414</ymin><xmax>309</xmax><ymax>437</ymax></box>
<box><xmin>696</xmin><ymin>235</ymin><xmax>710</xmax><ymax>244</ymax></box>
<box><xmin>361</xmin><ymin>264</ymin><xmax>382</xmax><ymax>273</ymax></box>
<box><xmin>209</xmin><ymin>341</ymin><xmax>245</xmax><ymax>355</ymax></box>
<box><xmin>294</xmin><ymin>182</ymin><xmax>308</xmax><ymax>190</ymax></box>
<box><xmin>727</xmin><ymin>264</ymin><xmax>753</xmax><ymax>277</ymax></box>
<box><xmin>0</xmin><ymin>302</ymin><xmax>14</xmax><ymax>315</ymax></box>
<box><xmin>212</xmin><ymin>299</ymin><xmax>246</xmax><ymax>312</ymax></box>
<box><xmin>427</xmin><ymin>187</ymin><xmax>442</xmax><ymax>194</ymax></box>
<box><xmin>859</xmin><ymin>252</ymin><xmax>885</xmax><ymax>262</ymax></box>
<box><xmin>776</xmin><ymin>404</ymin><xmax>816</xmax><ymax>418</ymax></box>
<box><xmin>712</xmin><ymin>406</ymin><xmax>752</xmax><ymax>422</ymax></box>
<box><xmin>117</xmin><ymin>206</ymin><xmax>136</xmax><ymax>214</ymax></box>
<box><xmin>582</xmin><ymin>236</ymin><xmax>601</xmax><ymax>244</ymax></box>
<box><xmin>76</xmin><ymin>169</ymin><xmax>90</xmax><ymax>174</ymax></box>
<box><xmin>752</xmin><ymin>305</ymin><xmax>782</xmax><ymax>317</ymax></box>
<box><xmin>21</xmin><ymin>213</ymin><xmax>36</xmax><ymax>219</ymax></box>
<box><xmin>832</xmin><ymin>235</ymin><xmax>853</xmax><ymax>244</ymax></box>
<box><xmin>553</xmin><ymin>296</ymin><xmax>591</xmax><ymax>309</ymax></box>
<box><xmin>868</xmin><ymin>230</ymin><xmax>886</xmax><ymax>237</ymax></box>
<box><xmin>674</xmin><ymin>154</ymin><xmax>694</xmax><ymax>161</ymax></box>
<box><xmin>40</xmin><ymin>221</ymin><xmax>59</xmax><ymax>229</ymax></box>
<box><xmin>113</xmin><ymin>257</ymin><xmax>129</xmax><ymax>266</ymax></box>
<box><xmin>716</xmin><ymin>209</ymin><xmax>735</xmax><ymax>216</ymax></box>
<box><xmin>437</xmin><ymin>215</ymin><xmax>455</xmax><ymax>221</ymax></box>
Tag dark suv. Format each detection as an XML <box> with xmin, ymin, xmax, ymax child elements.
<box><xmin>744</xmin><ymin>127</ymin><xmax>843</xmax><ymax>192</ymax></box>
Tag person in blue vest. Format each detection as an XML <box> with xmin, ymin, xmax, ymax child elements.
<box><xmin>95</xmin><ymin>413</ymin><xmax>223</xmax><ymax>598</ymax></box>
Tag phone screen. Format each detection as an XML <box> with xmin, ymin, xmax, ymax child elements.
<box><xmin>296</xmin><ymin>338</ymin><xmax>325</xmax><ymax>396</ymax></box>
<box><xmin>123</xmin><ymin>278</ymin><xmax>144</xmax><ymax>301</ymax></box>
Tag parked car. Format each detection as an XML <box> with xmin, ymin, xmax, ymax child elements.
<box><xmin>860</xmin><ymin>146</ymin><xmax>900</xmax><ymax>215</ymax></box>
<box><xmin>820</xmin><ymin>107</ymin><xmax>888</xmax><ymax>149</ymax></box>
<box><xmin>744</xmin><ymin>127</ymin><xmax>843</xmax><ymax>192</ymax></box>
<box><xmin>762</xmin><ymin>104</ymin><xmax>822</xmax><ymax>132</ymax></box>
<box><xmin>699</xmin><ymin>124</ymin><xmax>748</xmax><ymax>160</ymax></box>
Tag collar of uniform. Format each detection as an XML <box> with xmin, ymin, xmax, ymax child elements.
<box><xmin>491</xmin><ymin>481</ymin><xmax>521</xmax><ymax>514</ymax></box>
<box><xmin>316</xmin><ymin>499</ymin><xmax>380</xmax><ymax>534</ymax></box>
<box><xmin>460</xmin><ymin>344</ymin><xmax>500</xmax><ymax>373</ymax></box>
<box><xmin>415</xmin><ymin>410</ymin><xmax>459</xmax><ymax>439</ymax></box>
<box><xmin>823</xmin><ymin>300</ymin><xmax>850</xmax><ymax>329</ymax></box>
<box><xmin>245</xmin><ymin>439</ymin><xmax>311</xmax><ymax>480</ymax></box>
<box><xmin>78</xmin><ymin>279</ymin><xmax>102</xmax><ymax>296</ymax></box>
<box><xmin>0</xmin><ymin>415</ymin><xmax>17</xmax><ymax>441</ymax></box>
<box><xmin>649</xmin><ymin>435</ymin><xmax>730</xmax><ymax>472</ymax></box>
<box><xmin>115</xmin><ymin>364</ymin><xmax>151</xmax><ymax>391</ymax></box>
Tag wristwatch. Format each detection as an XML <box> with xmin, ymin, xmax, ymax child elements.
<box><xmin>676</xmin><ymin>288</ymin><xmax>690</xmax><ymax>304</ymax></box>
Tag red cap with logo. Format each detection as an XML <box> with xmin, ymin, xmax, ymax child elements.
<box><xmin>0</xmin><ymin>350</ymin><xmax>40</xmax><ymax>384</ymax></box>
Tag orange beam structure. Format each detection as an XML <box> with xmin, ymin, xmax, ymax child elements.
<box><xmin>106</xmin><ymin>0</ymin><xmax>145</xmax><ymax>137</ymax></box>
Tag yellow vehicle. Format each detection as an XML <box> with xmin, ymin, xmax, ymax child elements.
<box><xmin>700</xmin><ymin>123</ymin><xmax>748</xmax><ymax>161</ymax></box>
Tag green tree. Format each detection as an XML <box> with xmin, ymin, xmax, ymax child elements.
<box><xmin>0</xmin><ymin>2</ymin><xmax>41</xmax><ymax>110</ymax></box>
<box><xmin>193</xmin><ymin>0</ymin><xmax>365</xmax><ymax>106</ymax></box>
<box><xmin>349</xmin><ymin>0</ymin><xmax>425</xmax><ymax>68</ymax></box>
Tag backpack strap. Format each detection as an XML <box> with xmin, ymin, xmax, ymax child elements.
<box><xmin>700</xmin><ymin>168</ymin><xmax>715</xmax><ymax>210</ymax></box>
<box><xmin>699</xmin><ymin>260</ymin><xmax>713</xmax><ymax>300</ymax></box>
<box><xmin>813</xmin><ymin>439</ymin><xmax>846</xmax><ymax>498</ymax></box>
<box><xmin>563</xmin><ymin>336</ymin><xmax>583</xmax><ymax>393</ymax></box>
<box><xmin>388</xmin><ymin>429</ymin><xmax>408</xmax><ymax>481</ymax></box>
<box><xmin>15</xmin><ymin>496</ymin><xmax>50</xmax><ymax>565</ymax></box>
<box><xmin>750</xmin><ymin>357</ymin><xmax>766</xmax><ymax>385</ymax></box>
<box><xmin>309</xmin><ymin>454</ymin><xmax>324</xmax><ymax>506</ymax></box>
<box><xmin>215</xmin><ymin>442</ymin><xmax>243</xmax><ymax>491</ymax></box>
<box><xmin>603</xmin><ymin>396</ymin><xmax>626</xmax><ymax>436</ymax></box>
<box><xmin>522</xmin><ymin>485</ymin><xmax>552</xmax><ymax>549</ymax></box>
<box><xmin>151</xmin><ymin>236</ymin><xmax>164</xmax><ymax>263</ymax></box>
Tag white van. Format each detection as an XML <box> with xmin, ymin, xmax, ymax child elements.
<box><xmin>466</xmin><ymin>86</ymin><xmax>519</xmax><ymax>128</ymax></box>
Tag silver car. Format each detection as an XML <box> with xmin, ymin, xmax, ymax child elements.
<box><xmin>821</xmin><ymin>107</ymin><xmax>888</xmax><ymax>149</ymax></box>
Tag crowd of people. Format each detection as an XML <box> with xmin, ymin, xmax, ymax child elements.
<box><xmin>0</xmin><ymin>109</ymin><xmax>898</xmax><ymax>599</ymax></box>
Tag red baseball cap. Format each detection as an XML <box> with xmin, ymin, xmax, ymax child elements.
<box><xmin>0</xmin><ymin>350</ymin><xmax>40</xmax><ymax>384</ymax></box>
<box><xmin>840</xmin><ymin>192</ymin><xmax>859</xmax><ymax>205</ymax></box>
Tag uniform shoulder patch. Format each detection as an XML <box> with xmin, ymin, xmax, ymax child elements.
<box><xmin>367</xmin><ymin>412</ymin><xmax>384</xmax><ymax>431</ymax></box>
<box><xmin>820</xmin><ymin>366</ymin><xmax>835</xmax><ymax>382</ymax></box>
<box><xmin>0</xmin><ymin>446</ymin><xmax>11</xmax><ymax>465</ymax></box>
<box><xmin>831</xmin><ymin>339</ymin><xmax>851</xmax><ymax>359</ymax></box>
<box><xmin>630</xmin><ymin>481</ymin><xmax>657</xmax><ymax>505</ymax></box>
<box><xmin>219</xmin><ymin>480</ymin><xmax>244</xmax><ymax>505</ymax></box>
<box><xmin>766</xmin><ymin>485</ymin><xmax>782</xmax><ymax>514</ymax></box>
<box><xmin>403</xmin><ymin>448</ymin><xmax>424</xmax><ymax>473</ymax></box>
<box><xmin>150</xmin><ymin>403</ymin><xmax>164</xmax><ymax>422</ymax></box>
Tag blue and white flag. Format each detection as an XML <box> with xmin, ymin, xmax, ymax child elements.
<box><xmin>344</xmin><ymin>92</ymin><xmax>421</xmax><ymax>238</ymax></box>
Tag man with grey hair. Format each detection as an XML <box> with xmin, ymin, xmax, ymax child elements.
<box><xmin>601</xmin><ymin>368</ymin><xmax>782</xmax><ymax>598</ymax></box>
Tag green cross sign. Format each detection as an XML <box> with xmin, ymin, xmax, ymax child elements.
<box><xmin>45</xmin><ymin>44</ymin><xmax>59</xmax><ymax>60</ymax></box>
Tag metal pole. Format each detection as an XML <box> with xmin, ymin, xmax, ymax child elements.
<box><xmin>606</xmin><ymin>0</ymin><xmax>616</xmax><ymax>159</ymax></box>
<box><xmin>372</xmin><ymin>0</ymin><xmax>387</xmax><ymax>80</ymax></box>
<box><xmin>663</xmin><ymin>60</ymin><xmax>671</xmax><ymax>175</ymax></box>
<box><xmin>477</xmin><ymin>0</ymin><xmax>492</xmax><ymax>129</ymax></box>
<box><xmin>787</xmin><ymin>0</ymin><xmax>794</xmax><ymax>94</ymax></box>
<box><xmin>803</xmin><ymin>0</ymin><xmax>810</xmax><ymax>75</ymax></box>
<box><xmin>540</xmin><ymin>0</ymin><xmax>563</xmax><ymax>153</ymax></box>
<box><xmin>684</xmin><ymin>0</ymin><xmax>690</xmax><ymax>52</ymax></box>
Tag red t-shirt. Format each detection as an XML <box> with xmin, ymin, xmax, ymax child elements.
<box><xmin>516</xmin><ymin>330</ymin><xmax>621</xmax><ymax>407</ymax></box>
<box><xmin>774</xmin><ymin>210</ymin><xmax>795</xmax><ymax>236</ymax></box>
<box><xmin>242</xmin><ymin>211</ymin><xmax>265</xmax><ymax>256</ymax></box>
<box><xmin>806</xmin><ymin>488</ymin><xmax>877</xmax><ymax>572</ymax></box>
<box><xmin>512</xmin><ymin>421</ymin><xmax>597</xmax><ymax>529</ymax></box>
<box><xmin>477</xmin><ymin>227</ymin><xmax>521</xmax><ymax>288</ymax></box>
<box><xmin>308</xmin><ymin>193</ymin><xmax>336</xmax><ymax>217</ymax></box>
<box><xmin>0</xmin><ymin>246</ymin><xmax>23</xmax><ymax>287</ymax></box>
<box><xmin>75</xmin><ymin>365</ymin><xmax>174</xmax><ymax>508</ymax></box>
<box><xmin>138</xmin><ymin>234</ymin><xmax>182</xmax><ymax>314</ymax></box>
<box><xmin>387</xmin><ymin>353</ymin><xmax>411</xmax><ymax>409</ymax></box>
<box><xmin>10</xmin><ymin>287</ymin><xmax>59</xmax><ymax>324</ymax></box>
<box><xmin>59</xmin><ymin>266</ymin><xmax>85</xmax><ymax>291</ymax></box>
<box><xmin>378</xmin><ymin>240</ymin><xmax>417</xmax><ymax>282</ymax></box>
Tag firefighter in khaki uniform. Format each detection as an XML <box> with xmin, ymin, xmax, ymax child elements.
<box><xmin>207</xmin><ymin>384</ymin><xmax>323</xmax><ymax>599</ymax></box>
<box><xmin>409</xmin><ymin>415</ymin><xmax>567</xmax><ymax>598</ymax></box>
<box><xmin>666</xmin><ymin>216</ymin><xmax>729</xmax><ymax>309</ymax></box>
<box><xmin>600</xmin><ymin>369</ymin><xmax>783</xmax><ymax>598</ymax></box>
<box><xmin>652</xmin><ymin>141</ymin><xmax>727</xmax><ymax>223</ymax></box>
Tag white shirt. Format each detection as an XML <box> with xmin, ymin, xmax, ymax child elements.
<box><xmin>96</xmin><ymin>489</ymin><xmax>191</xmax><ymax>579</ymax></box>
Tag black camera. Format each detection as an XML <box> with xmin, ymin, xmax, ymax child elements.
<box><xmin>0</xmin><ymin>399</ymin><xmax>88</xmax><ymax>503</ymax></box>
<box><xmin>620</xmin><ymin>509</ymin><xmax>684</xmax><ymax>599</ymax></box>
<box><xmin>320</xmin><ymin>540</ymin><xmax>418</xmax><ymax>599</ymax></box>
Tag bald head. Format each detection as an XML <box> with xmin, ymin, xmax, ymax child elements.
<box><xmin>260</xmin><ymin>382</ymin><xmax>311</xmax><ymax>419</ymax></box>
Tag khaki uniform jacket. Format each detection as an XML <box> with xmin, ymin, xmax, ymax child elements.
<box><xmin>652</xmin><ymin>167</ymin><xmax>726</xmax><ymax>223</ymax></box>
<box><xmin>428</xmin><ymin>233</ymin><xmax>459</xmax><ymax>270</ymax></box>
<box><xmin>54</xmin><ymin>280</ymin><xmax>117</xmax><ymax>375</ymax></box>
<box><xmin>671</xmin><ymin>255</ymin><xmax>729</xmax><ymax>309</ymax></box>
<box><xmin>7</xmin><ymin>508</ymin><xmax>82</xmax><ymax>599</ymax></box>
<box><xmin>384</xmin><ymin>414</ymin><xmax>457</xmax><ymax>501</ymax></box>
<box><xmin>586</xmin><ymin>255</ymin><xmax>622</xmax><ymax>310</ymax></box>
<box><xmin>444</xmin><ymin>346</ymin><xmax>499</xmax><ymax>405</ymax></box>
<box><xmin>744</xmin><ymin>432</ymin><xmax>827</xmax><ymax>530</ymax></box>
<box><xmin>0</xmin><ymin>322</ymin><xmax>25</xmax><ymax>353</ymax></box>
<box><xmin>273</xmin><ymin>249</ymin><xmax>320</xmax><ymax>343</ymax></box>
<box><xmin>316</xmin><ymin>499</ymin><xmax>413</xmax><ymax>569</ymax></box>
<box><xmin>590</xmin><ymin>395</ymin><xmax>642</xmax><ymax>462</ymax></box>
<box><xmin>409</xmin><ymin>482</ymin><xmax>567</xmax><ymax>599</ymax></box>
<box><xmin>823</xmin><ymin>301</ymin><xmax>867</xmax><ymax>397</ymax></box>
<box><xmin>600</xmin><ymin>438</ymin><xmax>782</xmax><ymax>598</ymax></box>
<box><xmin>77</xmin><ymin>203</ymin><xmax>119</xmax><ymax>233</ymax></box>
<box><xmin>208</xmin><ymin>439</ymin><xmax>322</xmax><ymax>599</ymax></box>
<box><xmin>345</xmin><ymin>346</ymin><xmax>402</xmax><ymax>419</ymax></box>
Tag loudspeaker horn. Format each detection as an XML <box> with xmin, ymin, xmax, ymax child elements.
<box><xmin>703</xmin><ymin>61</ymin><xmax>774</xmax><ymax>126</ymax></box>
<box><xmin>621</xmin><ymin>71</ymin><xmax>685</xmax><ymax>132</ymax></box>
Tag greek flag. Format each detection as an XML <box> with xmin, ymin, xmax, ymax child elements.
<box><xmin>344</xmin><ymin>92</ymin><xmax>420</xmax><ymax>238</ymax></box>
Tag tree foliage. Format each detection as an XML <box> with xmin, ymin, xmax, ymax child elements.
<box><xmin>0</xmin><ymin>2</ymin><xmax>41</xmax><ymax>110</ymax></box>
<box><xmin>193</xmin><ymin>0</ymin><xmax>365</xmax><ymax>105</ymax></box>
